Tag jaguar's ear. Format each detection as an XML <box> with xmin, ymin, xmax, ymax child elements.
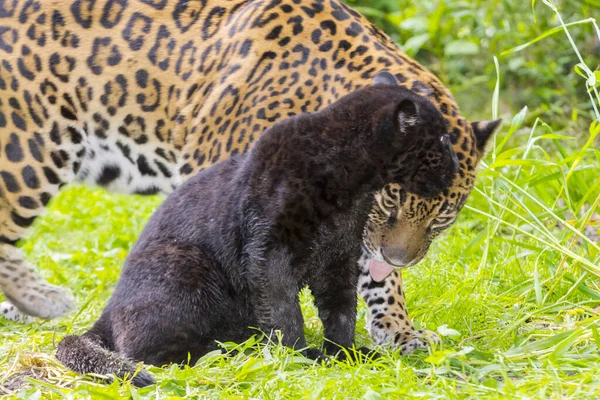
<box><xmin>396</xmin><ymin>98</ymin><xmax>419</xmax><ymax>134</ymax></box>
<box><xmin>373</xmin><ymin>71</ymin><xmax>400</xmax><ymax>87</ymax></box>
<box><xmin>472</xmin><ymin>119</ymin><xmax>501</xmax><ymax>153</ymax></box>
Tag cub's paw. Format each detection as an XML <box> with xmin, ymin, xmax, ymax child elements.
<box><xmin>395</xmin><ymin>329</ymin><xmax>441</xmax><ymax>355</ymax></box>
<box><xmin>5</xmin><ymin>282</ymin><xmax>73</xmax><ymax>319</ymax></box>
<box><xmin>302</xmin><ymin>347</ymin><xmax>328</xmax><ymax>363</ymax></box>
<box><xmin>129</xmin><ymin>369</ymin><xmax>156</xmax><ymax>388</ymax></box>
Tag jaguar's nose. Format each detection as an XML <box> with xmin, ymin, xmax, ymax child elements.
<box><xmin>381</xmin><ymin>249</ymin><xmax>411</xmax><ymax>268</ymax></box>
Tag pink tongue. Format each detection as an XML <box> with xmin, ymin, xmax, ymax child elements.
<box><xmin>369</xmin><ymin>259</ymin><xmax>395</xmax><ymax>282</ymax></box>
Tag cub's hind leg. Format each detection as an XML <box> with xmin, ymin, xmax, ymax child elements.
<box><xmin>0</xmin><ymin>128</ymin><xmax>74</xmax><ymax>320</ymax></box>
<box><xmin>107</xmin><ymin>243</ymin><xmax>251</xmax><ymax>366</ymax></box>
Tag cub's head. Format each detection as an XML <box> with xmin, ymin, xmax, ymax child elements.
<box><xmin>364</xmin><ymin>72</ymin><xmax>501</xmax><ymax>282</ymax></box>
<box><xmin>330</xmin><ymin>71</ymin><xmax>457</xmax><ymax>200</ymax></box>
<box><xmin>370</xmin><ymin>71</ymin><xmax>459</xmax><ymax>199</ymax></box>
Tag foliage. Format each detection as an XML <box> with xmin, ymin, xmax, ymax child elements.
<box><xmin>1</xmin><ymin>0</ymin><xmax>599</xmax><ymax>398</ymax></box>
<box><xmin>347</xmin><ymin>0</ymin><xmax>599</xmax><ymax>122</ymax></box>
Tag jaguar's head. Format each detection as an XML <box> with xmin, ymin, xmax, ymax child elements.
<box><xmin>364</xmin><ymin>119</ymin><xmax>501</xmax><ymax>282</ymax></box>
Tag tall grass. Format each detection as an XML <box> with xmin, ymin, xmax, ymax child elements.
<box><xmin>430</xmin><ymin>0</ymin><xmax>600</xmax><ymax>378</ymax></box>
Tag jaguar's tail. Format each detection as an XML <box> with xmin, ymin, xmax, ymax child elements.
<box><xmin>56</xmin><ymin>330</ymin><xmax>155</xmax><ymax>387</ymax></box>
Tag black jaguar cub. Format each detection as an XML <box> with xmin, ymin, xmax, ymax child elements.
<box><xmin>56</xmin><ymin>72</ymin><xmax>458</xmax><ymax>387</ymax></box>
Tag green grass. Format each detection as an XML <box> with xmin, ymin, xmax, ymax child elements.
<box><xmin>1</xmin><ymin>0</ymin><xmax>600</xmax><ymax>398</ymax></box>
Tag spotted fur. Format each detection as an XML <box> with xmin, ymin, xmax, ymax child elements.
<box><xmin>0</xmin><ymin>0</ymin><xmax>499</xmax><ymax>352</ymax></box>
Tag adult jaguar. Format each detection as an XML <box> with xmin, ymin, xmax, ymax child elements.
<box><xmin>0</xmin><ymin>0</ymin><xmax>499</xmax><ymax>354</ymax></box>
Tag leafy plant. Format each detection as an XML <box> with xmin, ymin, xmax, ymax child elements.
<box><xmin>347</xmin><ymin>0</ymin><xmax>599</xmax><ymax>123</ymax></box>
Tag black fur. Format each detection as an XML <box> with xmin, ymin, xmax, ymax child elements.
<box><xmin>56</xmin><ymin>73</ymin><xmax>458</xmax><ymax>387</ymax></box>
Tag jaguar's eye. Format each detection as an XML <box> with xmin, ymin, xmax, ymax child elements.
<box><xmin>383</xmin><ymin>199</ymin><xmax>396</xmax><ymax>210</ymax></box>
<box><xmin>431</xmin><ymin>216</ymin><xmax>452</xmax><ymax>225</ymax></box>
<box><xmin>429</xmin><ymin>213</ymin><xmax>456</xmax><ymax>232</ymax></box>
<box><xmin>387</xmin><ymin>208</ymin><xmax>397</xmax><ymax>224</ymax></box>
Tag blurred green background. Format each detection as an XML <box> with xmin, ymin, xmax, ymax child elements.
<box><xmin>346</xmin><ymin>0</ymin><xmax>599</xmax><ymax>125</ymax></box>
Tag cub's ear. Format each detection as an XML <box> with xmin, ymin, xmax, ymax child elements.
<box><xmin>373</xmin><ymin>71</ymin><xmax>400</xmax><ymax>87</ymax></box>
<box><xmin>396</xmin><ymin>98</ymin><xmax>419</xmax><ymax>134</ymax></box>
<box><xmin>472</xmin><ymin>119</ymin><xmax>502</xmax><ymax>152</ymax></box>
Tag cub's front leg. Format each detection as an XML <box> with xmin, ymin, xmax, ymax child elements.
<box><xmin>310</xmin><ymin>256</ymin><xmax>366</xmax><ymax>358</ymax></box>
<box><xmin>248</xmin><ymin>248</ymin><xmax>325</xmax><ymax>360</ymax></box>
<box><xmin>358</xmin><ymin>255</ymin><xmax>440</xmax><ymax>354</ymax></box>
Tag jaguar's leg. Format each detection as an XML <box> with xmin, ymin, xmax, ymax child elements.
<box><xmin>0</xmin><ymin>243</ymin><xmax>72</xmax><ymax>321</ymax></box>
<box><xmin>0</xmin><ymin>300</ymin><xmax>36</xmax><ymax>323</ymax></box>
<box><xmin>0</xmin><ymin>126</ymin><xmax>74</xmax><ymax>321</ymax></box>
<box><xmin>358</xmin><ymin>254</ymin><xmax>440</xmax><ymax>354</ymax></box>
